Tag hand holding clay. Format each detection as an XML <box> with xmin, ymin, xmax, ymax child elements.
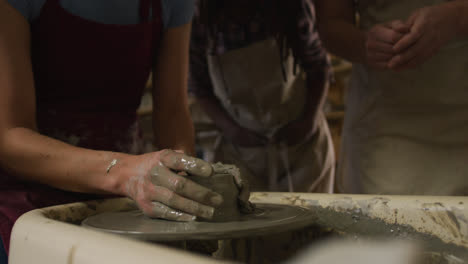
<box><xmin>389</xmin><ymin>4</ymin><xmax>459</xmax><ymax>70</ymax></box>
<box><xmin>122</xmin><ymin>149</ymin><xmax>224</xmax><ymax>222</ymax></box>
<box><xmin>364</xmin><ymin>21</ymin><xmax>409</xmax><ymax>69</ymax></box>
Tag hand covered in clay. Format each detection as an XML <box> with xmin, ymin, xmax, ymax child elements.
<box><xmin>223</xmin><ymin>123</ymin><xmax>268</xmax><ymax>147</ymax></box>
<box><xmin>122</xmin><ymin>150</ymin><xmax>224</xmax><ymax>221</ymax></box>
<box><xmin>272</xmin><ymin>118</ymin><xmax>317</xmax><ymax>146</ymax></box>
<box><xmin>364</xmin><ymin>20</ymin><xmax>409</xmax><ymax>69</ymax></box>
<box><xmin>389</xmin><ymin>4</ymin><xmax>460</xmax><ymax>70</ymax></box>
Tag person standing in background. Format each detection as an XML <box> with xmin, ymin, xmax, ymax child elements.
<box><xmin>190</xmin><ymin>0</ymin><xmax>335</xmax><ymax>193</ymax></box>
<box><xmin>316</xmin><ymin>0</ymin><xmax>468</xmax><ymax>195</ymax></box>
<box><xmin>0</xmin><ymin>0</ymin><xmax>224</xmax><ymax>261</ymax></box>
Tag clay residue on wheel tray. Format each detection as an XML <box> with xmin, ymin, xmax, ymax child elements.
<box><xmin>308</xmin><ymin>206</ymin><xmax>468</xmax><ymax>261</ymax></box>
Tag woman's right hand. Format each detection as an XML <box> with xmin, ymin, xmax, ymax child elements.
<box><xmin>119</xmin><ymin>149</ymin><xmax>224</xmax><ymax>222</ymax></box>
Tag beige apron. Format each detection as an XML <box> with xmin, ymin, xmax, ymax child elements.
<box><xmin>208</xmin><ymin>38</ymin><xmax>335</xmax><ymax>193</ymax></box>
<box><xmin>338</xmin><ymin>0</ymin><xmax>468</xmax><ymax>195</ymax></box>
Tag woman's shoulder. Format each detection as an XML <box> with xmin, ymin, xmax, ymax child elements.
<box><xmin>6</xmin><ymin>0</ymin><xmax>45</xmax><ymax>21</ymax></box>
<box><xmin>161</xmin><ymin>0</ymin><xmax>195</xmax><ymax>28</ymax></box>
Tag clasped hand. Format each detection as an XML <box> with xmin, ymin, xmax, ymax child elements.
<box><xmin>365</xmin><ymin>3</ymin><xmax>459</xmax><ymax>71</ymax></box>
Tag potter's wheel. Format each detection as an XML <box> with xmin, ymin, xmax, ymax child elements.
<box><xmin>82</xmin><ymin>203</ymin><xmax>316</xmax><ymax>241</ymax></box>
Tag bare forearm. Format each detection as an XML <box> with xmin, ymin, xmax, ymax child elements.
<box><xmin>0</xmin><ymin>2</ymin><xmax>131</xmax><ymax>196</ymax></box>
<box><xmin>0</xmin><ymin>127</ymin><xmax>129</xmax><ymax>195</ymax></box>
<box><xmin>153</xmin><ymin>109</ymin><xmax>195</xmax><ymax>155</ymax></box>
<box><xmin>152</xmin><ymin>23</ymin><xmax>195</xmax><ymax>154</ymax></box>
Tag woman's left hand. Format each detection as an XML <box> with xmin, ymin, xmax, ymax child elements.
<box><xmin>388</xmin><ymin>3</ymin><xmax>460</xmax><ymax>70</ymax></box>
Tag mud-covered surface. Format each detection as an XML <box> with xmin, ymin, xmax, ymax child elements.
<box><xmin>308</xmin><ymin>206</ymin><xmax>468</xmax><ymax>262</ymax></box>
<box><xmin>41</xmin><ymin>195</ymin><xmax>468</xmax><ymax>263</ymax></box>
<box><xmin>156</xmin><ymin>216</ymin><xmax>468</xmax><ymax>264</ymax></box>
<box><xmin>250</xmin><ymin>193</ymin><xmax>468</xmax><ymax>263</ymax></box>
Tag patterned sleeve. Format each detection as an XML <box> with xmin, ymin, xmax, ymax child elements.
<box><xmin>294</xmin><ymin>0</ymin><xmax>332</xmax><ymax>78</ymax></box>
<box><xmin>188</xmin><ymin>4</ymin><xmax>215</xmax><ymax>98</ymax></box>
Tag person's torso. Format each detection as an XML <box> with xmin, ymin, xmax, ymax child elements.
<box><xmin>338</xmin><ymin>0</ymin><xmax>468</xmax><ymax>195</ymax></box>
<box><xmin>349</xmin><ymin>0</ymin><xmax>468</xmax><ymax>142</ymax></box>
<box><xmin>197</xmin><ymin>1</ymin><xmax>321</xmax><ymax>133</ymax></box>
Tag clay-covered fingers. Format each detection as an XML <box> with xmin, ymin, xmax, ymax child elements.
<box><xmin>150</xmin><ymin>166</ymin><xmax>223</xmax><ymax>208</ymax></box>
<box><xmin>159</xmin><ymin>149</ymin><xmax>213</xmax><ymax>177</ymax></box>
<box><xmin>140</xmin><ymin>201</ymin><xmax>196</xmax><ymax>222</ymax></box>
<box><xmin>149</xmin><ymin>186</ymin><xmax>216</xmax><ymax>219</ymax></box>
